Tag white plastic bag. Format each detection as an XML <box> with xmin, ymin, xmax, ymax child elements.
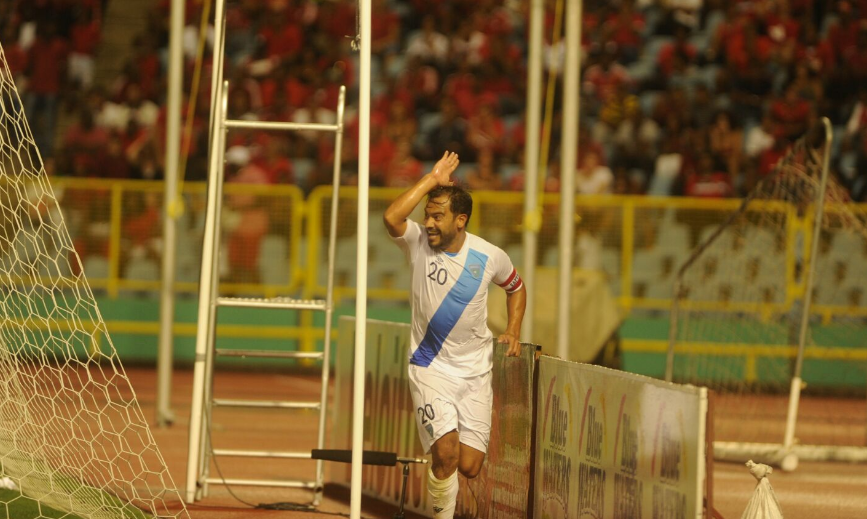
<box><xmin>740</xmin><ymin>460</ymin><xmax>783</xmax><ymax>519</ymax></box>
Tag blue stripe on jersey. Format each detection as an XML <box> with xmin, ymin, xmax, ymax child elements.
<box><xmin>410</xmin><ymin>248</ymin><xmax>489</xmax><ymax>367</ymax></box>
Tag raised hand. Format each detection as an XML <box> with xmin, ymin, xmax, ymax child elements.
<box><xmin>429</xmin><ymin>151</ymin><xmax>460</xmax><ymax>186</ymax></box>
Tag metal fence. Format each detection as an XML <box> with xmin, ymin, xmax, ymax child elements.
<box><xmin>49</xmin><ymin>178</ymin><xmax>867</xmax><ymax>324</ymax></box>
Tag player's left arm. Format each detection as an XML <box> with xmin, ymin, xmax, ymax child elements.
<box><xmin>498</xmin><ymin>284</ymin><xmax>526</xmax><ymax>357</ymax></box>
<box><xmin>493</xmin><ymin>254</ymin><xmax>526</xmax><ymax>356</ymax></box>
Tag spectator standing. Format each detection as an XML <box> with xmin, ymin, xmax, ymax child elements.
<box><xmin>25</xmin><ymin>22</ymin><xmax>68</xmax><ymax>158</ymax></box>
<box><xmin>406</xmin><ymin>15</ymin><xmax>449</xmax><ymax>66</ymax></box>
<box><xmin>417</xmin><ymin>98</ymin><xmax>468</xmax><ymax>161</ymax></box>
<box><xmin>69</xmin><ymin>6</ymin><xmax>100</xmax><ymax>89</ymax></box>
<box><xmin>385</xmin><ymin>139</ymin><xmax>424</xmax><ymax>188</ymax></box>
<box><xmin>466</xmin><ymin>148</ymin><xmax>503</xmax><ymax>191</ymax></box>
<box><xmin>576</xmin><ymin>150</ymin><xmax>614</xmax><ymax>195</ymax></box>
<box><xmin>745</xmin><ymin>113</ymin><xmax>777</xmax><ymax>160</ymax></box>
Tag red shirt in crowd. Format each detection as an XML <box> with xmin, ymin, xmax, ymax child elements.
<box><xmin>726</xmin><ymin>33</ymin><xmax>773</xmax><ymax>72</ymax></box>
<box><xmin>657</xmin><ymin>42</ymin><xmax>697</xmax><ymax>77</ymax></box>
<box><xmin>771</xmin><ymin>96</ymin><xmax>811</xmax><ymax>135</ymax></box>
<box><xmin>758</xmin><ymin>146</ymin><xmax>787</xmax><ymax>177</ymax></box>
<box><xmin>71</xmin><ymin>20</ymin><xmax>101</xmax><ymax>55</ymax></box>
<box><xmin>136</xmin><ymin>51</ymin><xmax>161</xmax><ymax>100</ymax></box>
<box><xmin>253</xmin><ymin>157</ymin><xmax>293</xmax><ymax>184</ymax></box>
<box><xmin>827</xmin><ymin>18</ymin><xmax>859</xmax><ymax>54</ymax></box>
<box><xmin>796</xmin><ymin>38</ymin><xmax>837</xmax><ymax>73</ymax></box>
<box><xmin>124</xmin><ymin>204</ymin><xmax>160</xmax><ymax>247</ymax></box>
<box><xmin>372</xmin><ymin>9</ymin><xmax>399</xmax><ymax>48</ymax></box>
<box><xmin>369</xmin><ymin>123</ymin><xmax>396</xmax><ymax>182</ymax></box>
<box><xmin>4</xmin><ymin>43</ymin><xmax>27</xmax><ymax>77</ymax></box>
<box><xmin>28</xmin><ymin>37</ymin><xmax>68</xmax><ymax>95</ymax></box>
<box><xmin>685</xmin><ymin>172</ymin><xmax>732</xmax><ymax>198</ymax></box>
<box><xmin>584</xmin><ymin>63</ymin><xmax>631</xmax><ymax>102</ymax></box>
<box><xmin>385</xmin><ymin>157</ymin><xmax>423</xmax><ymax>187</ymax></box>
<box><xmin>605</xmin><ymin>11</ymin><xmax>645</xmax><ymax>51</ymax></box>
<box><xmin>445</xmin><ymin>73</ymin><xmax>478</xmax><ymax>119</ymax></box>
<box><xmin>261</xmin><ymin>22</ymin><xmax>302</xmax><ymax>60</ymax></box>
<box><xmin>319</xmin><ymin>2</ymin><xmax>356</xmax><ymax>41</ymax></box>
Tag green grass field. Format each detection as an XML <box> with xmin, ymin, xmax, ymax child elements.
<box><xmin>0</xmin><ymin>490</ymin><xmax>83</xmax><ymax>519</ymax></box>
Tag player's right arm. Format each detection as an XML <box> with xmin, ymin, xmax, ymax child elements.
<box><xmin>383</xmin><ymin>151</ymin><xmax>459</xmax><ymax>238</ymax></box>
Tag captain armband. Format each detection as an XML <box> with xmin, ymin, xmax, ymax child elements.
<box><xmin>497</xmin><ymin>269</ymin><xmax>523</xmax><ymax>294</ymax></box>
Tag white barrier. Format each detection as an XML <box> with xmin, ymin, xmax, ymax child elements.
<box><xmin>332</xmin><ymin>319</ymin><xmax>710</xmax><ymax>517</ymax></box>
<box><xmin>533</xmin><ymin>357</ymin><xmax>709</xmax><ymax>519</ymax></box>
<box><xmin>331</xmin><ymin>317</ymin><xmax>536</xmax><ymax>517</ymax></box>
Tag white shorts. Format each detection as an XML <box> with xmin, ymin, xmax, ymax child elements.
<box><xmin>407</xmin><ymin>364</ymin><xmax>492</xmax><ymax>455</ymax></box>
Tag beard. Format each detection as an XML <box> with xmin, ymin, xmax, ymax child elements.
<box><xmin>426</xmin><ymin>227</ymin><xmax>457</xmax><ymax>251</ymax></box>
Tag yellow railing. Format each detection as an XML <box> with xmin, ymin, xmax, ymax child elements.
<box><xmin>623</xmin><ymin>339</ymin><xmax>867</xmax><ymax>382</ymax></box>
<box><xmin>43</xmin><ymin>179</ymin><xmax>867</xmax><ymax>323</ymax></box>
<box><xmin>51</xmin><ymin>177</ymin><xmax>305</xmax><ymax>298</ymax></box>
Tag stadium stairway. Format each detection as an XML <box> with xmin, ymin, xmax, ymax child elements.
<box><xmin>52</xmin><ymin>0</ymin><xmax>152</xmax><ymax>160</ymax></box>
<box><xmin>93</xmin><ymin>0</ymin><xmax>153</xmax><ymax>89</ymax></box>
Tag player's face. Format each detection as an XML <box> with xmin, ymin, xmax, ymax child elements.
<box><xmin>424</xmin><ymin>196</ymin><xmax>462</xmax><ymax>251</ymax></box>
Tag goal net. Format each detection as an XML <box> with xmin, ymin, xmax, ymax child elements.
<box><xmin>0</xmin><ymin>45</ymin><xmax>188</xmax><ymax>517</ymax></box>
<box><xmin>666</xmin><ymin>119</ymin><xmax>867</xmax><ymax>468</ymax></box>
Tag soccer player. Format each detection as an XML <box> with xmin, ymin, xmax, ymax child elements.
<box><xmin>383</xmin><ymin>151</ymin><xmax>526</xmax><ymax>518</ymax></box>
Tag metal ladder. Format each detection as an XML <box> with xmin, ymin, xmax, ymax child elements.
<box><xmin>184</xmin><ymin>3</ymin><xmax>345</xmax><ymax>502</ymax></box>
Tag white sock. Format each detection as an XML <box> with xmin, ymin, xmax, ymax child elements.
<box><xmin>428</xmin><ymin>466</ymin><xmax>459</xmax><ymax>519</ymax></box>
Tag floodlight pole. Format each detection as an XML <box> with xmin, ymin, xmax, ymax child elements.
<box><xmin>557</xmin><ymin>0</ymin><xmax>581</xmax><ymax>360</ymax></box>
<box><xmin>157</xmin><ymin>0</ymin><xmax>184</xmax><ymax>427</ymax></box>
<box><xmin>350</xmin><ymin>0</ymin><xmax>372</xmax><ymax>516</ymax></box>
<box><xmin>521</xmin><ymin>0</ymin><xmax>544</xmax><ymax>343</ymax></box>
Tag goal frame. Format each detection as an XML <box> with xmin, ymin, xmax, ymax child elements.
<box><xmin>665</xmin><ymin>119</ymin><xmax>867</xmax><ymax>468</ymax></box>
<box><xmin>0</xmin><ymin>42</ymin><xmax>189</xmax><ymax>518</ymax></box>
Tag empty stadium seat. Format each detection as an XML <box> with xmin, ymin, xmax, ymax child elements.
<box><xmin>258</xmin><ymin>235</ymin><xmax>290</xmax><ymax>286</ymax></box>
<box><xmin>644</xmin><ymin>278</ymin><xmax>674</xmax><ymax>300</ymax></box>
<box><xmin>631</xmin><ymin>248</ymin><xmax>664</xmax><ymax>282</ymax></box>
<box><xmin>504</xmin><ymin>244</ymin><xmax>524</xmax><ymax>271</ymax></box>
<box><xmin>829</xmin><ymin>232</ymin><xmax>865</xmax><ymax>260</ymax></box>
<box><xmin>333</xmin><ymin>237</ymin><xmax>359</xmax><ymax>287</ymax></box>
<box><xmin>83</xmin><ymin>256</ymin><xmax>109</xmax><ymax>281</ymax></box>
<box><xmin>292</xmin><ymin>159</ymin><xmax>316</xmax><ymax>189</ymax></box>
<box><xmin>655</xmin><ymin>221</ymin><xmax>691</xmax><ymax>253</ymax></box>
<box><xmin>600</xmin><ymin>248</ymin><xmax>621</xmax><ymax>296</ymax></box>
<box><xmin>126</xmin><ymin>257</ymin><xmax>159</xmax><ymax>281</ymax></box>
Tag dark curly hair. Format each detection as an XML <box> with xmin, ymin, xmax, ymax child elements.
<box><xmin>428</xmin><ymin>185</ymin><xmax>473</xmax><ymax>225</ymax></box>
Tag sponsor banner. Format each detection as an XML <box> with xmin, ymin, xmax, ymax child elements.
<box><xmin>457</xmin><ymin>338</ymin><xmax>535</xmax><ymax>519</ymax></box>
<box><xmin>534</xmin><ymin>357</ymin><xmax>707</xmax><ymax>519</ymax></box>
<box><xmin>332</xmin><ymin>318</ymin><xmax>427</xmax><ymax>511</ymax></box>
<box><xmin>332</xmin><ymin>317</ymin><xmax>535</xmax><ymax>517</ymax></box>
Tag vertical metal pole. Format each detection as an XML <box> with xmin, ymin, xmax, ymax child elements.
<box><xmin>186</xmin><ymin>0</ymin><xmax>228</xmax><ymax>502</ymax></box>
<box><xmin>350</xmin><ymin>0</ymin><xmax>372</xmax><ymax>516</ymax></box>
<box><xmin>557</xmin><ymin>0</ymin><xmax>581</xmax><ymax>360</ymax></box>
<box><xmin>666</xmin><ymin>279</ymin><xmax>681</xmax><ymax>382</ymax></box>
<box><xmin>397</xmin><ymin>463</ymin><xmax>409</xmax><ymax>517</ymax></box>
<box><xmin>783</xmin><ymin>118</ymin><xmax>833</xmax><ymax>453</ymax></box>
<box><xmin>315</xmin><ymin>85</ymin><xmax>345</xmax><ymax>504</ymax></box>
<box><xmin>157</xmin><ymin>0</ymin><xmax>184</xmax><ymax>428</ymax></box>
<box><xmin>107</xmin><ymin>185</ymin><xmax>123</xmax><ymax>298</ymax></box>
<box><xmin>521</xmin><ymin>0</ymin><xmax>544</xmax><ymax>343</ymax></box>
<box><xmin>695</xmin><ymin>388</ymin><xmax>709</xmax><ymax>518</ymax></box>
<box><xmin>198</xmin><ymin>80</ymin><xmax>230</xmax><ymax>499</ymax></box>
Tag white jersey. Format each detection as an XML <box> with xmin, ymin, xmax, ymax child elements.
<box><xmin>390</xmin><ymin>220</ymin><xmax>523</xmax><ymax>377</ymax></box>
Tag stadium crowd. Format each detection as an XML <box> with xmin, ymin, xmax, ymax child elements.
<box><xmin>3</xmin><ymin>0</ymin><xmax>867</xmax><ymax>201</ymax></box>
